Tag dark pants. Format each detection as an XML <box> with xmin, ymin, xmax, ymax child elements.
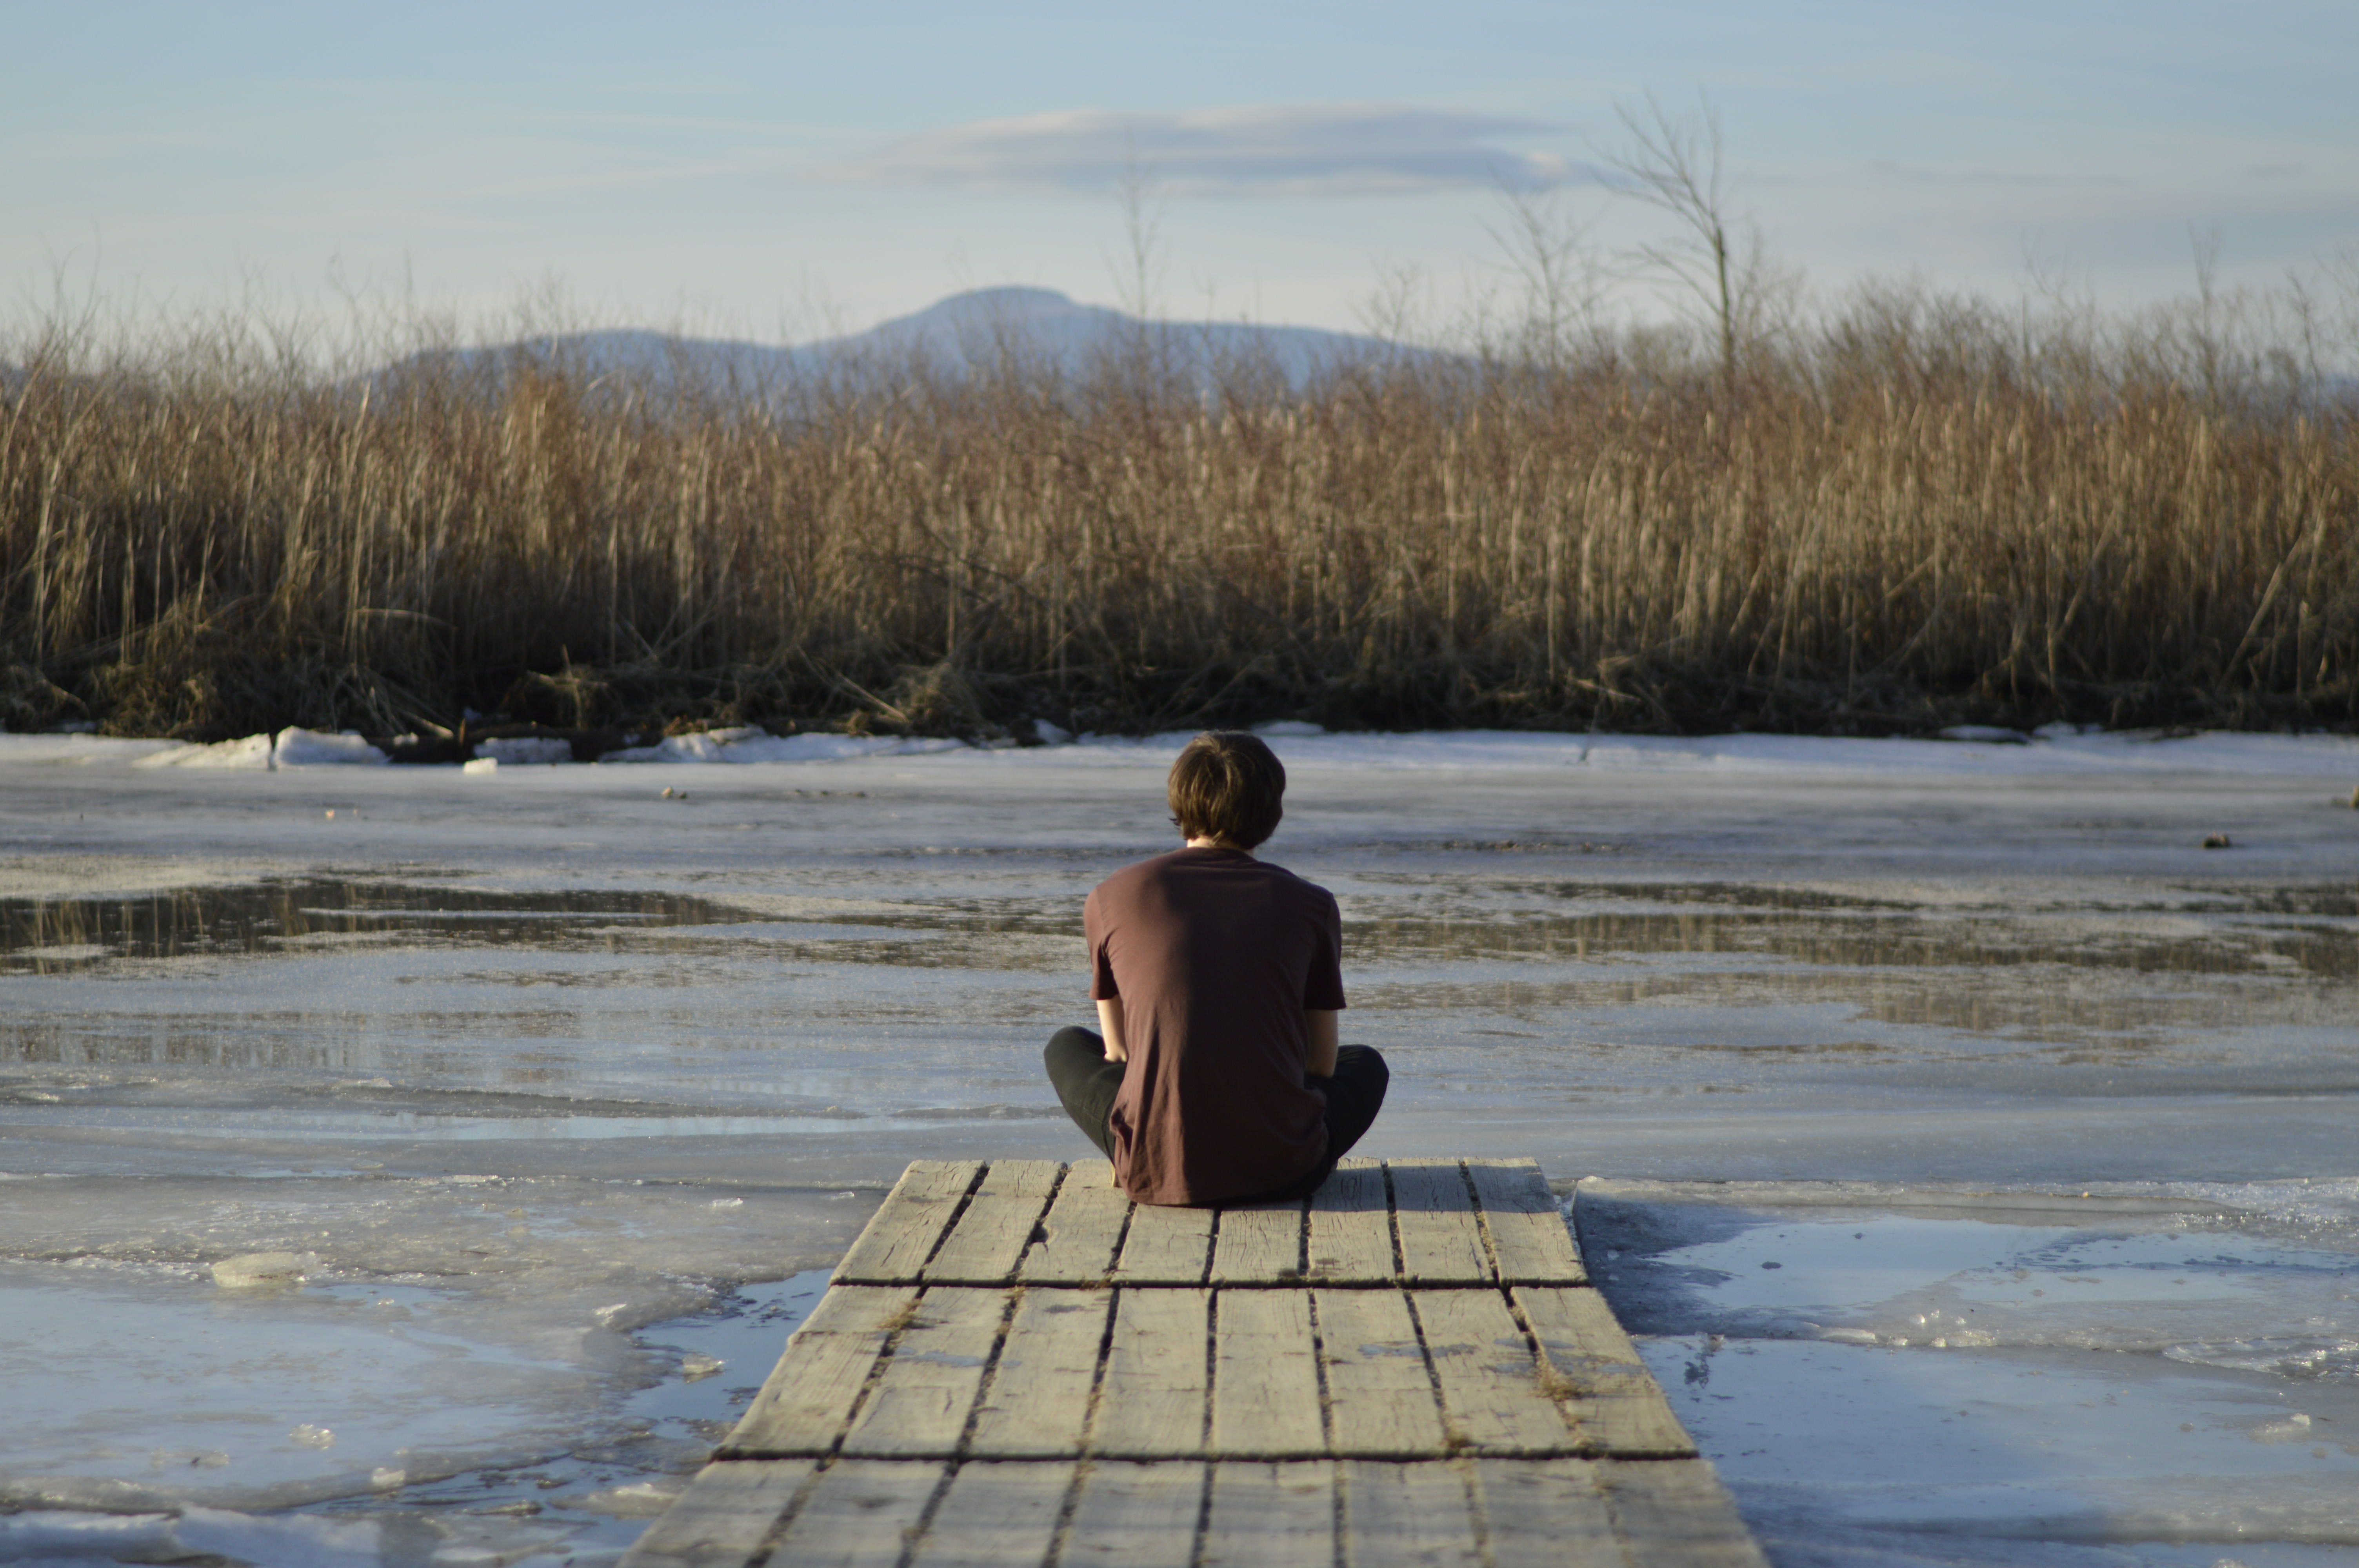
<box><xmin>1042</xmin><ymin>1027</ymin><xmax>1389</xmax><ymax>1203</ymax></box>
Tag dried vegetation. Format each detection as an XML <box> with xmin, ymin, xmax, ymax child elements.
<box><xmin>3</xmin><ymin>277</ymin><xmax>2355</xmax><ymax>742</ymax></box>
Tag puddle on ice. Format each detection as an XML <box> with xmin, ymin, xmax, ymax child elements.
<box><xmin>288</xmin><ymin>1269</ymin><xmax>834</xmax><ymax>1567</ymax></box>
<box><xmin>0</xmin><ymin>1264</ymin><xmax>830</xmax><ymax>1567</ymax></box>
<box><xmin>1585</xmin><ymin>1184</ymin><xmax>2359</xmax><ymax>1564</ymax></box>
<box><xmin>1638</xmin><ymin>1334</ymin><xmax>2359</xmax><ymax>1566</ymax></box>
<box><xmin>1353</xmin><ymin>878</ymin><xmax>2359</xmax><ymax>982</ymax></box>
<box><xmin>0</xmin><ymin>879</ymin><xmax>766</xmax><ymax>972</ymax></box>
<box><xmin>0</xmin><ymin>1263</ymin><xmax>582</xmax><ymax>1508</ymax></box>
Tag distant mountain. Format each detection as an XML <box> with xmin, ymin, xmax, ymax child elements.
<box><xmin>371</xmin><ymin>287</ymin><xmax>1438</xmax><ymax>398</ymax></box>
<box><xmin>801</xmin><ymin>287</ymin><xmax>1429</xmax><ymax>385</ymax></box>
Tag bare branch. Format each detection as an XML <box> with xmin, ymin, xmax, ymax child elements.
<box><xmin>1598</xmin><ymin>91</ymin><xmax>1765</xmax><ymax>398</ymax></box>
<box><xmin>1481</xmin><ymin>183</ymin><xmax>1607</xmax><ymax>369</ymax></box>
<box><xmin>1109</xmin><ymin>145</ymin><xmax>1166</xmax><ymax>323</ymax></box>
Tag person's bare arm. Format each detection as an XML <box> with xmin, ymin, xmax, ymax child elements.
<box><xmin>1096</xmin><ymin>997</ymin><xmax>1129</xmax><ymax>1063</ymax></box>
<box><xmin>1306</xmin><ymin>1009</ymin><xmax>1339</xmax><ymax>1078</ymax></box>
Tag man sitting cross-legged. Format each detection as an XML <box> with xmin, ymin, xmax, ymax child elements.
<box><xmin>1043</xmin><ymin>730</ymin><xmax>1389</xmax><ymax>1205</ymax></box>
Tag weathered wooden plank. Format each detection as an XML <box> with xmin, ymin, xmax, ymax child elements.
<box><xmin>926</xmin><ymin>1161</ymin><xmax>1063</xmax><ymax>1285</ymax></box>
<box><xmin>1412</xmin><ymin>1289</ymin><xmax>1574</xmax><ymax>1456</ymax></box>
<box><xmin>1514</xmin><ymin>1286</ymin><xmax>1695</xmax><ymax>1458</ymax></box>
<box><xmin>1340</xmin><ymin>1459</ymin><xmax>1483</xmax><ymax>1568</ymax></box>
<box><xmin>906</xmin><ymin>1460</ymin><xmax>1074</xmax><ymax>1568</ymax></box>
<box><xmin>968</xmin><ymin>1289</ymin><xmax>1110</xmax><ymax>1458</ymax></box>
<box><xmin>840</xmin><ymin>1287</ymin><xmax>1008</xmax><ymax>1458</ymax></box>
<box><xmin>1090</xmin><ymin>1288</ymin><xmax>1209</xmax><ymax>1459</ymax></box>
<box><xmin>1389</xmin><ymin>1161</ymin><xmax>1493</xmax><ymax>1287</ymax></box>
<box><xmin>1598</xmin><ymin>1458</ymin><xmax>1770</xmax><ymax>1568</ymax></box>
<box><xmin>1200</xmin><ymin>1461</ymin><xmax>1334</xmax><ymax>1568</ymax></box>
<box><xmin>617</xmin><ymin>1459</ymin><xmax>814</xmax><ymax>1568</ymax></box>
<box><xmin>763</xmin><ymin>1459</ymin><xmax>940</xmax><ymax>1568</ymax></box>
<box><xmin>641</xmin><ymin>1153</ymin><xmax>1761</xmax><ymax>1568</ymax></box>
<box><xmin>1468</xmin><ymin>1460</ymin><xmax>1623</xmax><ymax>1568</ymax></box>
<box><xmin>723</xmin><ymin>1286</ymin><xmax>917</xmax><ymax>1457</ymax></box>
<box><xmin>834</xmin><ymin>1161</ymin><xmax>982</xmax><ymax>1285</ymax></box>
<box><xmin>1308</xmin><ymin>1157</ymin><xmax>1394</xmax><ymax>1284</ymax></box>
<box><xmin>1210</xmin><ymin>1290</ymin><xmax>1326</xmax><ymax>1458</ymax></box>
<box><xmin>1020</xmin><ymin>1162</ymin><xmax>1129</xmax><ymax>1285</ymax></box>
<box><xmin>1060</xmin><ymin>1460</ymin><xmax>1204</xmax><ymax>1568</ymax></box>
<box><xmin>1112</xmin><ymin>1203</ymin><xmax>1213</xmax><ymax>1285</ymax></box>
<box><xmin>1210</xmin><ymin>1200</ymin><xmax>1305</xmax><ymax>1285</ymax></box>
<box><xmin>1468</xmin><ymin>1160</ymin><xmax>1587</xmax><ymax>1287</ymax></box>
<box><xmin>1315</xmin><ymin>1289</ymin><xmax>1446</xmax><ymax>1457</ymax></box>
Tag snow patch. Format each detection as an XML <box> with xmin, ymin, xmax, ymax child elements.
<box><xmin>599</xmin><ymin>726</ymin><xmax>967</xmax><ymax>764</ymax></box>
<box><xmin>129</xmin><ymin>729</ymin><xmax>387</xmax><ymax>771</ymax></box>
<box><xmin>273</xmin><ymin>730</ymin><xmax>389</xmax><ymax>768</ymax></box>
<box><xmin>134</xmin><ymin>731</ymin><xmax>276</xmax><ymax>770</ymax></box>
<box><xmin>0</xmin><ymin>733</ymin><xmax>184</xmax><ymax>764</ymax></box>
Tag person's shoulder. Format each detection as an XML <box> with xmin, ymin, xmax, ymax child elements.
<box><xmin>1089</xmin><ymin>849</ymin><xmax>1190</xmax><ymax>902</ymax></box>
<box><xmin>1253</xmin><ymin>858</ymin><xmax>1339</xmax><ymax>911</ymax></box>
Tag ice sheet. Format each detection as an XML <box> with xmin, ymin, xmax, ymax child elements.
<box><xmin>2</xmin><ymin>726</ymin><xmax>2355</xmax><ymax>1564</ymax></box>
<box><xmin>1586</xmin><ymin>1182</ymin><xmax>2359</xmax><ymax>1563</ymax></box>
<box><xmin>0</xmin><ymin>1269</ymin><xmax>828</xmax><ymax>1566</ymax></box>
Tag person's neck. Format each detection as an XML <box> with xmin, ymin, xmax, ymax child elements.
<box><xmin>1183</xmin><ymin>836</ymin><xmax>1253</xmax><ymax>857</ymax></box>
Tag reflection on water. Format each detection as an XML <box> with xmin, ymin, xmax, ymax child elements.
<box><xmin>1334</xmin><ymin>878</ymin><xmax>2359</xmax><ymax>1063</ymax></box>
<box><xmin>5</xmin><ymin>874</ymin><xmax>2353</xmax><ymax>1082</ymax></box>
<box><xmin>1349</xmin><ymin>879</ymin><xmax>2359</xmax><ymax>981</ymax></box>
<box><xmin>0</xmin><ymin>878</ymin><xmax>1086</xmax><ymax>984</ymax></box>
<box><xmin>11</xmin><ymin>875</ymin><xmax>2352</xmax><ymax>976</ymax></box>
<box><xmin>0</xmin><ymin>880</ymin><xmax>759</xmax><ymax>969</ymax></box>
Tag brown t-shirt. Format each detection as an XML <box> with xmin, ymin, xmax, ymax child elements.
<box><xmin>1085</xmin><ymin>846</ymin><xmax>1347</xmax><ymax>1205</ymax></box>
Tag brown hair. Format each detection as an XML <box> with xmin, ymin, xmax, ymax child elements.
<box><xmin>1167</xmin><ymin>731</ymin><xmax>1286</xmax><ymax>849</ymax></box>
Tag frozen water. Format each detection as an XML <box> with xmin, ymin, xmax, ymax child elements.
<box><xmin>1</xmin><ymin>1260</ymin><xmax>596</xmax><ymax>1509</ymax></box>
<box><xmin>2</xmin><ymin>726</ymin><xmax>2356</xmax><ymax>1563</ymax></box>
<box><xmin>1589</xmin><ymin>1183</ymin><xmax>2359</xmax><ymax>1563</ymax></box>
<box><xmin>0</xmin><ymin>1268</ymin><xmax>826</xmax><ymax>1565</ymax></box>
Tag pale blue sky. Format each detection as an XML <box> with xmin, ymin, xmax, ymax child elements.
<box><xmin>7</xmin><ymin>1</ymin><xmax>2354</xmax><ymax>341</ymax></box>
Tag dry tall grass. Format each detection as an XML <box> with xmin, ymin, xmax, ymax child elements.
<box><xmin>3</xmin><ymin>282</ymin><xmax>2354</xmax><ymax>740</ymax></box>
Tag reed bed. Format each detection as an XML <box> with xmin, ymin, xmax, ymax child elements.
<box><xmin>3</xmin><ymin>288</ymin><xmax>2354</xmax><ymax>741</ymax></box>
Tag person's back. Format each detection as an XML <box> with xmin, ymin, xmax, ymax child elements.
<box><xmin>1087</xmin><ymin>846</ymin><xmax>1340</xmax><ymax>1202</ymax></box>
<box><xmin>1043</xmin><ymin>731</ymin><xmax>1388</xmax><ymax>1205</ymax></box>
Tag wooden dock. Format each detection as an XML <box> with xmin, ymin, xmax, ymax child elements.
<box><xmin>622</xmin><ymin>1157</ymin><xmax>1764</xmax><ymax>1567</ymax></box>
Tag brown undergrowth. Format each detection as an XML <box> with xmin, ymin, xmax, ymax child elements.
<box><xmin>3</xmin><ymin>290</ymin><xmax>2354</xmax><ymax>742</ymax></box>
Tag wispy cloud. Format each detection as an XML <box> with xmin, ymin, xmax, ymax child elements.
<box><xmin>818</xmin><ymin>105</ymin><xmax>1585</xmax><ymax>197</ymax></box>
